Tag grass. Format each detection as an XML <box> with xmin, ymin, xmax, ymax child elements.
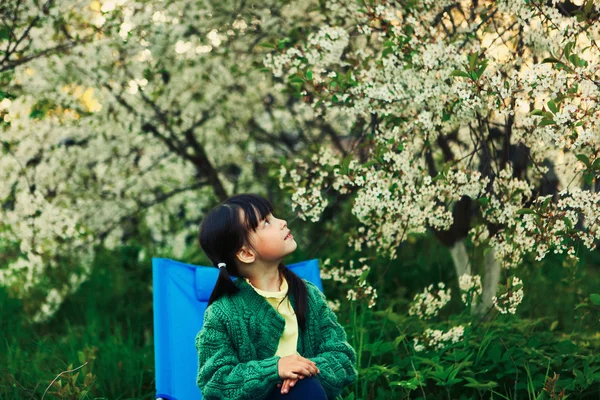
<box><xmin>0</xmin><ymin>246</ymin><xmax>155</xmax><ymax>399</ymax></box>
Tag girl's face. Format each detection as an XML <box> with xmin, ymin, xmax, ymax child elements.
<box><xmin>247</xmin><ymin>212</ymin><xmax>297</xmax><ymax>262</ymax></box>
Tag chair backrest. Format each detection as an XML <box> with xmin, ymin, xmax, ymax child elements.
<box><xmin>152</xmin><ymin>258</ymin><xmax>323</xmax><ymax>400</ymax></box>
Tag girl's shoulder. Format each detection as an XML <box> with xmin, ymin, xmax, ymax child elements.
<box><xmin>302</xmin><ymin>279</ymin><xmax>328</xmax><ymax>305</ymax></box>
<box><xmin>302</xmin><ymin>278</ymin><xmax>320</xmax><ymax>293</ymax></box>
<box><xmin>203</xmin><ymin>293</ymin><xmax>239</xmax><ymax>323</ymax></box>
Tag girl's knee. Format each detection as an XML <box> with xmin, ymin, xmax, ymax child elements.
<box><xmin>266</xmin><ymin>376</ymin><xmax>327</xmax><ymax>400</ymax></box>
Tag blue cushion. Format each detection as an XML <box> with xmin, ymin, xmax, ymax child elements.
<box><xmin>152</xmin><ymin>258</ymin><xmax>323</xmax><ymax>400</ymax></box>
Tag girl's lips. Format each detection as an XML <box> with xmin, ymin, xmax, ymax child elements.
<box><xmin>285</xmin><ymin>232</ymin><xmax>293</xmax><ymax>240</ymax></box>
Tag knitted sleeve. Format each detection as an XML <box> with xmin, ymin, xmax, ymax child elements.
<box><xmin>195</xmin><ymin>303</ymin><xmax>281</xmax><ymax>400</ymax></box>
<box><xmin>305</xmin><ymin>281</ymin><xmax>358</xmax><ymax>399</ymax></box>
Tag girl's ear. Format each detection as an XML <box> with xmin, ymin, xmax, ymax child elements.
<box><xmin>236</xmin><ymin>245</ymin><xmax>256</xmax><ymax>264</ymax></box>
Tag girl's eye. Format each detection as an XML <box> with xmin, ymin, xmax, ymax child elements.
<box><xmin>264</xmin><ymin>219</ymin><xmax>270</xmax><ymax>226</ymax></box>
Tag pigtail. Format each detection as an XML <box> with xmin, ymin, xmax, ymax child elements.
<box><xmin>279</xmin><ymin>263</ymin><xmax>308</xmax><ymax>331</ymax></box>
<box><xmin>208</xmin><ymin>261</ymin><xmax>240</xmax><ymax>307</ymax></box>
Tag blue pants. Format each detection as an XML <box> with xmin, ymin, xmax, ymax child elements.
<box><xmin>265</xmin><ymin>376</ymin><xmax>327</xmax><ymax>400</ymax></box>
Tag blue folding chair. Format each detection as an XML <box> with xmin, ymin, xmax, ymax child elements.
<box><xmin>152</xmin><ymin>258</ymin><xmax>324</xmax><ymax>400</ymax></box>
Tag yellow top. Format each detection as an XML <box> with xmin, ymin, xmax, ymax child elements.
<box><xmin>244</xmin><ymin>274</ymin><xmax>299</xmax><ymax>357</ymax></box>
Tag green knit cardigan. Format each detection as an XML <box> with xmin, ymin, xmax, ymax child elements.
<box><xmin>195</xmin><ymin>277</ymin><xmax>358</xmax><ymax>400</ymax></box>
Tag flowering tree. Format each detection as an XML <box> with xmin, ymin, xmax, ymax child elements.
<box><xmin>0</xmin><ymin>0</ymin><xmax>350</xmax><ymax>321</ymax></box>
<box><xmin>272</xmin><ymin>0</ymin><xmax>600</xmax><ymax>317</ymax></box>
<box><xmin>0</xmin><ymin>0</ymin><xmax>98</xmax><ymax>75</ymax></box>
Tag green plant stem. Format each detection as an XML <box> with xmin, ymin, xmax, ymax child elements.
<box><xmin>358</xmin><ymin>304</ymin><xmax>366</xmax><ymax>399</ymax></box>
<box><xmin>351</xmin><ymin>301</ymin><xmax>359</xmax><ymax>397</ymax></box>
<box><xmin>367</xmin><ymin>309</ymin><xmax>389</xmax><ymax>368</ymax></box>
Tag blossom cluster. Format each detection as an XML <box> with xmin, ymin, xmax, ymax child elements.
<box><xmin>408</xmin><ymin>282</ymin><xmax>451</xmax><ymax>320</ymax></box>
<box><xmin>413</xmin><ymin>325</ymin><xmax>465</xmax><ymax>352</ymax></box>
<box><xmin>327</xmin><ymin>299</ymin><xmax>341</xmax><ymax>312</ymax></box>
<box><xmin>492</xmin><ymin>276</ymin><xmax>524</xmax><ymax>315</ymax></box>
<box><xmin>320</xmin><ymin>258</ymin><xmax>369</xmax><ymax>283</ymax></box>
<box><xmin>490</xmin><ymin>188</ymin><xmax>600</xmax><ymax>269</ymax></box>
<box><xmin>280</xmin><ymin>135</ymin><xmax>490</xmax><ymax>260</ymax></box>
<box><xmin>346</xmin><ymin>281</ymin><xmax>378</xmax><ymax>309</ymax></box>
<box><xmin>320</xmin><ymin>258</ymin><xmax>378</xmax><ymax>308</ymax></box>
<box><xmin>263</xmin><ymin>25</ymin><xmax>350</xmax><ymax>81</ymax></box>
<box><xmin>458</xmin><ymin>274</ymin><xmax>482</xmax><ymax>306</ymax></box>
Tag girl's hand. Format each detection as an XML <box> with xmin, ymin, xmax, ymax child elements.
<box><xmin>277</xmin><ymin>376</ymin><xmax>301</xmax><ymax>394</ymax></box>
<box><xmin>277</xmin><ymin>354</ymin><xmax>319</xmax><ymax>380</ymax></box>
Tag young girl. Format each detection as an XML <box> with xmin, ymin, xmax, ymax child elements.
<box><xmin>195</xmin><ymin>193</ymin><xmax>357</xmax><ymax>400</ymax></box>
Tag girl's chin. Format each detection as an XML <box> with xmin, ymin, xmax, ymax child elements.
<box><xmin>286</xmin><ymin>241</ymin><xmax>298</xmax><ymax>252</ymax></box>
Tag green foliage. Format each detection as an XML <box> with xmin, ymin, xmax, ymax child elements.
<box><xmin>337</xmin><ymin>291</ymin><xmax>600</xmax><ymax>400</ymax></box>
<box><xmin>46</xmin><ymin>348</ymin><xmax>97</xmax><ymax>400</ymax></box>
<box><xmin>319</xmin><ymin>228</ymin><xmax>600</xmax><ymax>399</ymax></box>
<box><xmin>0</xmin><ymin>246</ymin><xmax>154</xmax><ymax>399</ymax></box>
<box><xmin>451</xmin><ymin>52</ymin><xmax>489</xmax><ymax>82</ymax></box>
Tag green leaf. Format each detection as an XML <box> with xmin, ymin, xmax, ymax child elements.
<box><xmin>542</xmin><ymin>196</ymin><xmax>552</xmax><ymax>208</ymax></box>
<box><xmin>441</xmin><ymin>378</ymin><xmax>464</xmax><ymax>386</ymax></box>
<box><xmin>569</xmin><ymin>54</ymin><xmax>578</xmax><ymax>66</ymax></box>
<box><xmin>538</xmin><ymin>119</ymin><xmax>556</xmax><ymax>127</ymax></box>
<box><xmin>341</xmin><ymin>154</ymin><xmax>352</xmax><ymax>173</ymax></box>
<box><xmin>277</xmin><ymin>37</ymin><xmax>291</xmax><ymax>49</ymax></box>
<box><xmin>0</xmin><ymin>27</ymin><xmax>10</xmax><ymax>40</ymax></box>
<box><xmin>475</xmin><ymin>60</ymin><xmax>488</xmax><ymax>79</ymax></box>
<box><xmin>359</xmin><ymin>268</ymin><xmax>370</xmax><ymax>283</ymax></box>
<box><xmin>547</xmin><ymin>99</ymin><xmax>558</xmax><ymax>113</ymax></box>
<box><xmin>451</xmin><ymin>70</ymin><xmax>471</xmax><ymax>79</ymax></box>
<box><xmin>530</xmin><ymin>109</ymin><xmax>544</xmax><ymax>116</ymax></box>
<box><xmin>516</xmin><ymin>208</ymin><xmax>536</xmax><ymax>215</ymax></box>
<box><xmin>465</xmin><ymin>377</ymin><xmax>498</xmax><ymax>389</ymax></box>
<box><xmin>576</xmin><ymin>154</ymin><xmax>591</xmax><ymax>168</ymax></box>
<box><xmin>259</xmin><ymin>42</ymin><xmax>276</xmax><ymax>49</ymax></box>
<box><xmin>563</xmin><ymin>216</ymin><xmax>573</xmax><ymax>230</ymax></box>
<box><xmin>488</xmin><ymin>343</ymin><xmax>502</xmax><ymax>363</ymax></box>
<box><xmin>542</xmin><ymin>57</ymin><xmax>562</xmax><ymax>64</ymax></box>
<box><xmin>483</xmin><ymin>246</ymin><xmax>493</xmax><ymax>257</ymax></box>
<box><xmin>390</xmin><ymin>379</ymin><xmax>418</xmax><ymax>390</ymax></box>
<box><xmin>306</xmin><ymin>69</ymin><xmax>313</xmax><ymax>80</ymax></box>
<box><xmin>590</xmin><ymin>293</ymin><xmax>600</xmax><ymax>306</ymax></box>
<box><xmin>468</xmin><ymin>52</ymin><xmax>478</xmax><ymax>70</ymax></box>
<box><xmin>564</xmin><ymin>42</ymin><xmax>575</xmax><ymax>59</ymax></box>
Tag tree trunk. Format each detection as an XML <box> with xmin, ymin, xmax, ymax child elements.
<box><xmin>449</xmin><ymin>240</ymin><xmax>502</xmax><ymax>317</ymax></box>
<box><xmin>475</xmin><ymin>247</ymin><xmax>501</xmax><ymax>317</ymax></box>
<box><xmin>449</xmin><ymin>240</ymin><xmax>480</xmax><ymax>314</ymax></box>
<box><xmin>449</xmin><ymin>240</ymin><xmax>471</xmax><ymax>277</ymax></box>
